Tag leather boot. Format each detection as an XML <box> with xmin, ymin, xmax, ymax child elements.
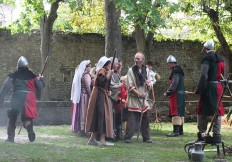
<box><xmin>166</xmin><ymin>125</ymin><xmax>180</xmax><ymax>137</ymax></box>
<box><xmin>115</xmin><ymin>125</ymin><xmax>122</xmax><ymax>140</ymax></box>
<box><xmin>6</xmin><ymin>126</ymin><xmax>15</xmax><ymax>142</ymax></box>
<box><xmin>25</xmin><ymin>121</ymin><xmax>35</xmax><ymax>142</ymax></box>
<box><xmin>179</xmin><ymin>125</ymin><xmax>184</xmax><ymax>135</ymax></box>
<box><xmin>196</xmin><ymin>132</ymin><xmax>205</xmax><ymax>142</ymax></box>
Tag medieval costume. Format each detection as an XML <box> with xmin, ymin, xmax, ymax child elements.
<box><xmin>164</xmin><ymin>55</ymin><xmax>185</xmax><ymax>137</ymax></box>
<box><xmin>0</xmin><ymin>56</ymin><xmax>45</xmax><ymax>142</ymax></box>
<box><xmin>108</xmin><ymin>58</ymin><xmax>123</xmax><ymax>140</ymax></box>
<box><xmin>195</xmin><ymin>39</ymin><xmax>225</xmax><ymax>141</ymax></box>
<box><xmin>71</xmin><ymin>60</ymin><xmax>91</xmax><ymax>136</ymax></box>
<box><xmin>85</xmin><ymin>56</ymin><xmax>114</xmax><ymax>146</ymax></box>
<box><xmin>115</xmin><ymin>75</ymin><xmax>128</xmax><ymax>138</ymax></box>
<box><xmin>124</xmin><ymin>64</ymin><xmax>152</xmax><ymax>143</ymax></box>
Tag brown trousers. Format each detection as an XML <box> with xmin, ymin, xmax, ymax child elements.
<box><xmin>124</xmin><ymin>111</ymin><xmax>150</xmax><ymax>141</ymax></box>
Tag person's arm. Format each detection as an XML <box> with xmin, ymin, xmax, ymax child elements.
<box><xmin>0</xmin><ymin>77</ymin><xmax>13</xmax><ymax>105</ymax></box>
<box><xmin>83</xmin><ymin>74</ymin><xmax>92</xmax><ymax>96</ymax></box>
<box><xmin>195</xmin><ymin>63</ymin><xmax>209</xmax><ymax>95</ymax></box>
<box><xmin>127</xmin><ymin>69</ymin><xmax>146</xmax><ymax>98</ymax></box>
<box><xmin>165</xmin><ymin>74</ymin><xmax>179</xmax><ymax>96</ymax></box>
<box><xmin>35</xmin><ymin>75</ymin><xmax>45</xmax><ymax>100</ymax></box>
<box><xmin>110</xmin><ymin>74</ymin><xmax>120</xmax><ymax>89</ymax></box>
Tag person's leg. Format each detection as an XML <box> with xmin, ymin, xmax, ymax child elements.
<box><xmin>197</xmin><ymin>114</ymin><xmax>208</xmax><ymax>141</ymax></box>
<box><xmin>166</xmin><ymin>116</ymin><xmax>181</xmax><ymax>137</ymax></box>
<box><xmin>141</xmin><ymin>112</ymin><xmax>152</xmax><ymax>143</ymax></box>
<box><xmin>22</xmin><ymin>115</ymin><xmax>35</xmax><ymax>142</ymax></box>
<box><xmin>6</xmin><ymin>109</ymin><xmax>18</xmax><ymax>142</ymax></box>
<box><xmin>179</xmin><ymin>117</ymin><xmax>184</xmax><ymax>135</ymax></box>
<box><xmin>124</xmin><ymin>111</ymin><xmax>135</xmax><ymax>143</ymax></box>
<box><xmin>88</xmin><ymin>132</ymin><xmax>99</xmax><ymax>145</ymax></box>
<box><xmin>115</xmin><ymin>111</ymin><xmax>122</xmax><ymax>140</ymax></box>
<box><xmin>212</xmin><ymin>116</ymin><xmax>221</xmax><ymax>135</ymax></box>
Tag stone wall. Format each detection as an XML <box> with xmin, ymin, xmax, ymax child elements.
<box><xmin>1</xmin><ymin>29</ymin><xmax>228</xmax><ymax>101</ymax></box>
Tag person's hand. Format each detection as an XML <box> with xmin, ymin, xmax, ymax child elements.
<box><xmin>138</xmin><ymin>92</ymin><xmax>147</xmax><ymax>98</ymax></box>
<box><xmin>118</xmin><ymin>82</ymin><xmax>124</xmax><ymax>88</ymax></box>
<box><xmin>108</xmin><ymin>91</ymin><xmax>112</xmax><ymax>96</ymax></box>
<box><xmin>107</xmin><ymin>70</ymin><xmax>113</xmax><ymax>78</ymax></box>
<box><xmin>145</xmin><ymin>80</ymin><xmax>151</xmax><ymax>86</ymax></box>
<box><xmin>163</xmin><ymin>92</ymin><xmax>167</xmax><ymax>96</ymax></box>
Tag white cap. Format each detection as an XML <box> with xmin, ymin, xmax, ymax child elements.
<box><xmin>204</xmin><ymin>39</ymin><xmax>214</xmax><ymax>50</ymax></box>
<box><xmin>96</xmin><ymin>56</ymin><xmax>110</xmax><ymax>72</ymax></box>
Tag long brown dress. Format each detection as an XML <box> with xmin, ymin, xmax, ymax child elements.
<box><xmin>85</xmin><ymin>68</ymin><xmax>114</xmax><ymax>138</ymax></box>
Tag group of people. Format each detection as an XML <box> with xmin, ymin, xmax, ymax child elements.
<box><xmin>163</xmin><ymin>39</ymin><xmax>225</xmax><ymax>142</ymax></box>
<box><xmin>70</xmin><ymin>52</ymin><xmax>161</xmax><ymax>146</ymax></box>
<box><xmin>0</xmin><ymin>39</ymin><xmax>225</xmax><ymax>145</ymax></box>
<box><xmin>71</xmin><ymin>38</ymin><xmax>225</xmax><ymax>146</ymax></box>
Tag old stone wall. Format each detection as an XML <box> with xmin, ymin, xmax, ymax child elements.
<box><xmin>1</xmin><ymin>29</ymin><xmax>228</xmax><ymax>102</ymax></box>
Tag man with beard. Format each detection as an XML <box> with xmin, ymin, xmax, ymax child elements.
<box><xmin>124</xmin><ymin>52</ymin><xmax>152</xmax><ymax>143</ymax></box>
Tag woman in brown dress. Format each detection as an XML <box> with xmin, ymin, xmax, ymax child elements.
<box><xmin>85</xmin><ymin>56</ymin><xmax>114</xmax><ymax>146</ymax></box>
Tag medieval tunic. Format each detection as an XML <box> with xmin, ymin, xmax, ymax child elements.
<box><xmin>85</xmin><ymin>68</ymin><xmax>114</xmax><ymax>138</ymax></box>
<box><xmin>124</xmin><ymin>65</ymin><xmax>151</xmax><ymax>141</ymax></box>
<box><xmin>195</xmin><ymin>51</ymin><xmax>225</xmax><ymax>116</ymax></box>
<box><xmin>127</xmin><ymin>65</ymin><xmax>150</xmax><ymax>113</ymax></box>
<box><xmin>109</xmin><ymin>72</ymin><xmax>121</xmax><ymax>129</ymax></box>
<box><xmin>0</xmin><ymin>69</ymin><xmax>44</xmax><ymax>119</ymax></box>
<box><xmin>71</xmin><ymin>73</ymin><xmax>91</xmax><ymax>133</ymax></box>
<box><xmin>166</xmin><ymin>65</ymin><xmax>185</xmax><ymax>117</ymax></box>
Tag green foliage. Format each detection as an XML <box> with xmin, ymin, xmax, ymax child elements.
<box><xmin>115</xmin><ymin>0</ymin><xmax>180</xmax><ymax>37</ymax></box>
<box><xmin>165</xmin><ymin>0</ymin><xmax>232</xmax><ymax>45</ymax></box>
<box><xmin>2</xmin><ymin>0</ymin><xmax>45</xmax><ymax>33</ymax></box>
<box><xmin>54</xmin><ymin>0</ymin><xmax>105</xmax><ymax>34</ymax></box>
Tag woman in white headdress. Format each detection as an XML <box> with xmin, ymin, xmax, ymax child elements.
<box><xmin>85</xmin><ymin>56</ymin><xmax>114</xmax><ymax>146</ymax></box>
<box><xmin>71</xmin><ymin>60</ymin><xmax>92</xmax><ymax>135</ymax></box>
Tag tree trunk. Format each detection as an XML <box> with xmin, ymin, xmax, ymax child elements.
<box><xmin>105</xmin><ymin>0</ymin><xmax>122</xmax><ymax>58</ymax></box>
<box><xmin>204</xmin><ymin>8</ymin><xmax>232</xmax><ymax>72</ymax></box>
<box><xmin>135</xmin><ymin>25</ymin><xmax>153</xmax><ymax>60</ymax></box>
<box><xmin>40</xmin><ymin>0</ymin><xmax>61</xmax><ymax>100</ymax></box>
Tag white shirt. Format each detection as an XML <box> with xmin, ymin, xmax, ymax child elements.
<box><xmin>146</xmin><ymin>68</ymin><xmax>157</xmax><ymax>85</ymax></box>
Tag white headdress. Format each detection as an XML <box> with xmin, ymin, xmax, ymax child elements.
<box><xmin>71</xmin><ymin>60</ymin><xmax>91</xmax><ymax>104</ymax></box>
<box><xmin>96</xmin><ymin>56</ymin><xmax>110</xmax><ymax>72</ymax></box>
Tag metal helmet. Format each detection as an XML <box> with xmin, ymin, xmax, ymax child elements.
<box><xmin>166</xmin><ymin>55</ymin><xmax>177</xmax><ymax>63</ymax></box>
<box><xmin>204</xmin><ymin>39</ymin><xmax>214</xmax><ymax>50</ymax></box>
<box><xmin>17</xmin><ymin>56</ymin><xmax>29</xmax><ymax>68</ymax></box>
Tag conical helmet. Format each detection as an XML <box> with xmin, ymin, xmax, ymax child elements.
<box><xmin>17</xmin><ymin>56</ymin><xmax>29</xmax><ymax>68</ymax></box>
<box><xmin>204</xmin><ymin>39</ymin><xmax>214</xmax><ymax>50</ymax></box>
<box><xmin>166</xmin><ymin>55</ymin><xmax>177</xmax><ymax>63</ymax></box>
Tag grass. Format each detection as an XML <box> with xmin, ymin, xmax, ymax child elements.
<box><xmin>0</xmin><ymin>123</ymin><xmax>231</xmax><ymax>162</ymax></box>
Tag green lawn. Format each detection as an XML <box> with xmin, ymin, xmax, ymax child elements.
<box><xmin>0</xmin><ymin>123</ymin><xmax>231</xmax><ymax>162</ymax></box>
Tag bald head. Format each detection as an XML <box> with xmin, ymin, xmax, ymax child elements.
<box><xmin>134</xmin><ymin>52</ymin><xmax>145</xmax><ymax>67</ymax></box>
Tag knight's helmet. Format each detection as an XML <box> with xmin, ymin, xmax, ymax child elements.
<box><xmin>17</xmin><ymin>56</ymin><xmax>29</xmax><ymax>68</ymax></box>
<box><xmin>166</xmin><ymin>55</ymin><xmax>177</xmax><ymax>63</ymax></box>
<box><xmin>203</xmin><ymin>39</ymin><xmax>214</xmax><ymax>50</ymax></box>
